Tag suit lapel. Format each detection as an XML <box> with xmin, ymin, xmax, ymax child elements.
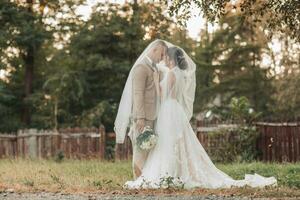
<box><xmin>143</xmin><ymin>57</ymin><xmax>155</xmax><ymax>72</ymax></box>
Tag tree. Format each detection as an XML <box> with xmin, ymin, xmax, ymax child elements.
<box><xmin>194</xmin><ymin>15</ymin><xmax>274</xmax><ymax>117</ymax></box>
<box><xmin>0</xmin><ymin>80</ymin><xmax>20</xmax><ymax>132</ymax></box>
<box><xmin>43</xmin><ymin>2</ymin><xmax>181</xmax><ymax>131</ymax></box>
<box><xmin>269</xmin><ymin>35</ymin><xmax>300</xmax><ymax>120</ymax></box>
<box><xmin>0</xmin><ymin>0</ymin><xmax>85</xmax><ymax>131</ymax></box>
<box><xmin>0</xmin><ymin>0</ymin><xmax>84</xmax><ymax>129</ymax></box>
<box><xmin>164</xmin><ymin>0</ymin><xmax>300</xmax><ymax>42</ymax></box>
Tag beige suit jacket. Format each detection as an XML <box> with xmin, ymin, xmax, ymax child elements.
<box><xmin>132</xmin><ymin>57</ymin><xmax>157</xmax><ymax>121</ymax></box>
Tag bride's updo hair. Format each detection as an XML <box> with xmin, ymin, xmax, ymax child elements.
<box><xmin>167</xmin><ymin>46</ymin><xmax>188</xmax><ymax>70</ymax></box>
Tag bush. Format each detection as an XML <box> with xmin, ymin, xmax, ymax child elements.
<box><xmin>205</xmin><ymin>96</ymin><xmax>261</xmax><ymax>163</ymax></box>
<box><xmin>207</xmin><ymin>125</ymin><xmax>260</xmax><ymax>163</ymax></box>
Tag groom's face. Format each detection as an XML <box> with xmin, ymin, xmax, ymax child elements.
<box><xmin>152</xmin><ymin>45</ymin><xmax>167</xmax><ymax>64</ymax></box>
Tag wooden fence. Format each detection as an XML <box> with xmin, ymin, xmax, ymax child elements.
<box><xmin>196</xmin><ymin>121</ymin><xmax>300</xmax><ymax>163</ymax></box>
<box><xmin>0</xmin><ymin>126</ymin><xmax>106</xmax><ymax>159</ymax></box>
<box><xmin>255</xmin><ymin>122</ymin><xmax>300</xmax><ymax>162</ymax></box>
<box><xmin>1</xmin><ymin>122</ymin><xmax>300</xmax><ymax>162</ymax></box>
<box><xmin>196</xmin><ymin>123</ymin><xmax>239</xmax><ymax>158</ymax></box>
<box><xmin>114</xmin><ymin>133</ymin><xmax>132</xmax><ymax>160</ymax></box>
<box><xmin>114</xmin><ymin>121</ymin><xmax>300</xmax><ymax>163</ymax></box>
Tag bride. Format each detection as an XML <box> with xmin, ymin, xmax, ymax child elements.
<box><xmin>120</xmin><ymin>39</ymin><xmax>277</xmax><ymax>189</ymax></box>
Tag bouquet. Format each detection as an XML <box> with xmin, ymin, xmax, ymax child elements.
<box><xmin>136</xmin><ymin>126</ymin><xmax>158</xmax><ymax>150</ymax></box>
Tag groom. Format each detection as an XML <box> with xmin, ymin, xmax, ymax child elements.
<box><xmin>129</xmin><ymin>41</ymin><xmax>167</xmax><ymax>179</ymax></box>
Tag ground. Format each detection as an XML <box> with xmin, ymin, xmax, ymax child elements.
<box><xmin>0</xmin><ymin>158</ymin><xmax>299</xmax><ymax>199</ymax></box>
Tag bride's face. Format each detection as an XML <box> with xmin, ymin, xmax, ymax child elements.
<box><xmin>164</xmin><ymin>55</ymin><xmax>175</xmax><ymax>69</ymax></box>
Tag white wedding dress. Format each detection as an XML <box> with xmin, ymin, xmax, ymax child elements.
<box><xmin>123</xmin><ymin>66</ymin><xmax>277</xmax><ymax>189</ymax></box>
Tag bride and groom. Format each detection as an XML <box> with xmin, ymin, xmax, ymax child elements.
<box><xmin>114</xmin><ymin>39</ymin><xmax>277</xmax><ymax>189</ymax></box>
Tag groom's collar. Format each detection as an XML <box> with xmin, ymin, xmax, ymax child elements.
<box><xmin>145</xmin><ymin>56</ymin><xmax>156</xmax><ymax>71</ymax></box>
<box><xmin>146</xmin><ymin>56</ymin><xmax>153</xmax><ymax>65</ymax></box>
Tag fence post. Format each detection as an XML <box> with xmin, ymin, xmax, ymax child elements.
<box><xmin>115</xmin><ymin>144</ymin><xmax>120</xmax><ymax>160</ymax></box>
<box><xmin>114</xmin><ymin>133</ymin><xmax>132</xmax><ymax>160</ymax></box>
<box><xmin>99</xmin><ymin>125</ymin><xmax>106</xmax><ymax>160</ymax></box>
<box><xmin>29</xmin><ymin>129</ymin><xmax>38</xmax><ymax>159</ymax></box>
<box><xmin>115</xmin><ymin>135</ymin><xmax>122</xmax><ymax>161</ymax></box>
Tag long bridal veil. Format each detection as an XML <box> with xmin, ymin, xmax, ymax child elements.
<box><xmin>114</xmin><ymin>39</ymin><xmax>196</xmax><ymax>144</ymax></box>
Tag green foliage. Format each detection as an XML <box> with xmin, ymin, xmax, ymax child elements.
<box><xmin>49</xmin><ymin>171</ymin><xmax>65</xmax><ymax>189</ymax></box>
<box><xmin>208</xmin><ymin>96</ymin><xmax>262</xmax><ymax>123</ymax></box>
<box><xmin>229</xmin><ymin>96</ymin><xmax>262</xmax><ymax>125</ymax></box>
<box><xmin>164</xmin><ymin>0</ymin><xmax>300</xmax><ymax>42</ymax></box>
<box><xmin>206</xmin><ymin>126</ymin><xmax>259</xmax><ymax>163</ymax></box>
<box><xmin>0</xmin><ymin>1</ymin><xmax>181</xmax><ymax>132</ymax></box>
<box><xmin>194</xmin><ymin>15</ymin><xmax>274</xmax><ymax>117</ymax></box>
<box><xmin>46</xmin><ymin>2</ymin><xmax>177</xmax><ymax>131</ymax></box>
<box><xmin>271</xmin><ymin>72</ymin><xmax>300</xmax><ymax>121</ymax></box>
<box><xmin>22</xmin><ymin>178</ymin><xmax>34</xmax><ymax>187</ymax></box>
<box><xmin>206</xmin><ymin>97</ymin><xmax>261</xmax><ymax>163</ymax></box>
<box><xmin>136</xmin><ymin>126</ymin><xmax>157</xmax><ymax>151</ymax></box>
<box><xmin>0</xmin><ymin>0</ymin><xmax>82</xmax><ymax>131</ymax></box>
<box><xmin>158</xmin><ymin>175</ymin><xmax>185</xmax><ymax>189</ymax></box>
<box><xmin>54</xmin><ymin>150</ymin><xmax>65</xmax><ymax>163</ymax></box>
<box><xmin>0</xmin><ymin>1</ymin><xmax>50</xmax><ymax>54</ymax></box>
<box><xmin>42</xmin><ymin>69</ymin><xmax>88</xmax><ymax>128</ymax></box>
<box><xmin>0</xmin><ymin>0</ymin><xmax>297</xmax><ymax>134</ymax></box>
<box><xmin>284</xmin><ymin>168</ymin><xmax>300</xmax><ymax>189</ymax></box>
<box><xmin>88</xmin><ymin>179</ymin><xmax>113</xmax><ymax>189</ymax></box>
<box><xmin>76</xmin><ymin>101</ymin><xmax>118</xmax><ymax>130</ymax></box>
<box><xmin>105</xmin><ymin>140</ymin><xmax>115</xmax><ymax>160</ymax></box>
<box><xmin>0</xmin><ymin>80</ymin><xmax>23</xmax><ymax>132</ymax></box>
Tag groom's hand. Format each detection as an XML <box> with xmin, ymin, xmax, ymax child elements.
<box><xmin>136</xmin><ymin>119</ymin><xmax>145</xmax><ymax>133</ymax></box>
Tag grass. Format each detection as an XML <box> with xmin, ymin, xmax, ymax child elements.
<box><xmin>0</xmin><ymin>158</ymin><xmax>299</xmax><ymax>198</ymax></box>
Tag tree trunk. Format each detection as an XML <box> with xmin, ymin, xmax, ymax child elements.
<box><xmin>22</xmin><ymin>44</ymin><xmax>34</xmax><ymax>125</ymax></box>
<box><xmin>21</xmin><ymin>0</ymin><xmax>34</xmax><ymax>125</ymax></box>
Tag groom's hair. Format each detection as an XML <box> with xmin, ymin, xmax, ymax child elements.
<box><xmin>147</xmin><ymin>40</ymin><xmax>167</xmax><ymax>60</ymax></box>
<box><xmin>151</xmin><ymin>40</ymin><xmax>167</xmax><ymax>51</ymax></box>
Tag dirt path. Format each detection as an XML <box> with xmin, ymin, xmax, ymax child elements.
<box><xmin>0</xmin><ymin>191</ymin><xmax>298</xmax><ymax>200</ymax></box>
<box><xmin>0</xmin><ymin>192</ymin><xmax>244</xmax><ymax>200</ymax></box>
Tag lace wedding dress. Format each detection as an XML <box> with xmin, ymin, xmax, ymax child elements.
<box><xmin>123</xmin><ymin>65</ymin><xmax>277</xmax><ymax>189</ymax></box>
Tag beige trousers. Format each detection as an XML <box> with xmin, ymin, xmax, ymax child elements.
<box><xmin>128</xmin><ymin>119</ymin><xmax>154</xmax><ymax>180</ymax></box>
